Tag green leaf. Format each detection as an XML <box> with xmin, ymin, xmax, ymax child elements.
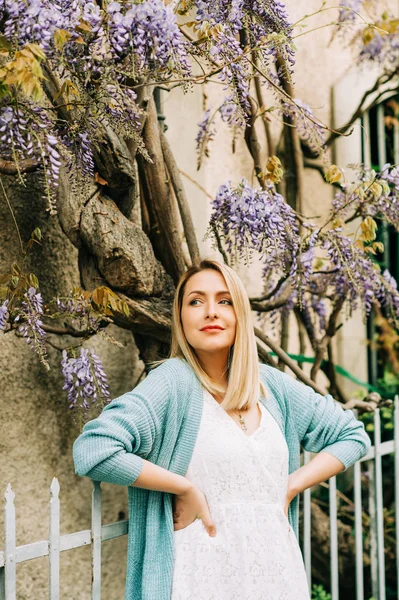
<box><xmin>28</xmin><ymin>273</ymin><xmax>39</xmax><ymax>288</ymax></box>
<box><xmin>0</xmin><ymin>35</ymin><xmax>12</xmax><ymax>52</ymax></box>
<box><xmin>32</xmin><ymin>227</ymin><xmax>42</xmax><ymax>241</ymax></box>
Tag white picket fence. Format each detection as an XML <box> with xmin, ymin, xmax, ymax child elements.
<box><xmin>1</xmin><ymin>399</ymin><xmax>399</xmax><ymax>600</ymax></box>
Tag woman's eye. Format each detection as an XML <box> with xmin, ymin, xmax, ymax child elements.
<box><xmin>220</xmin><ymin>299</ymin><xmax>232</xmax><ymax>305</ymax></box>
<box><xmin>189</xmin><ymin>299</ymin><xmax>201</xmax><ymax>305</ymax></box>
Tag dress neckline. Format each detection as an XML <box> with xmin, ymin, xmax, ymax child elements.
<box><xmin>203</xmin><ymin>388</ymin><xmax>264</xmax><ymax>439</ymax></box>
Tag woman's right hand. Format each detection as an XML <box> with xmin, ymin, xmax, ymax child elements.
<box><xmin>173</xmin><ymin>483</ymin><xmax>216</xmax><ymax>537</ymax></box>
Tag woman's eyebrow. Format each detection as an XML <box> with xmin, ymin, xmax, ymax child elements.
<box><xmin>187</xmin><ymin>290</ymin><xmax>231</xmax><ymax>296</ymax></box>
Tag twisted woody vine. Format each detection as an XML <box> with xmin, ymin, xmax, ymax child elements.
<box><xmin>0</xmin><ymin>0</ymin><xmax>398</xmax><ymax>421</ymax></box>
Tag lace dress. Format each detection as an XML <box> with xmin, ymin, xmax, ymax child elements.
<box><xmin>171</xmin><ymin>388</ymin><xmax>310</xmax><ymax>600</ymax></box>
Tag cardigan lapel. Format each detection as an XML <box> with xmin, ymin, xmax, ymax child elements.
<box><xmin>260</xmin><ymin>394</ymin><xmax>284</xmax><ymax>435</ymax></box>
<box><xmin>259</xmin><ymin>373</ymin><xmax>285</xmax><ymax>436</ymax></box>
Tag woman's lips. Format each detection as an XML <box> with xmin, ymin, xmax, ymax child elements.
<box><xmin>200</xmin><ymin>326</ymin><xmax>224</xmax><ymax>331</ymax></box>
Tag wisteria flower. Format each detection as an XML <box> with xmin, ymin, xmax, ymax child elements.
<box><xmin>0</xmin><ymin>300</ymin><xmax>9</xmax><ymax>331</ymax></box>
<box><xmin>61</xmin><ymin>348</ymin><xmax>110</xmax><ymax>412</ymax></box>
<box><xmin>15</xmin><ymin>287</ymin><xmax>48</xmax><ymax>369</ymax></box>
<box><xmin>209</xmin><ymin>179</ymin><xmax>300</xmax><ymax>271</ymax></box>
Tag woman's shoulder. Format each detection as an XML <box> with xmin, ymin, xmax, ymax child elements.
<box><xmin>147</xmin><ymin>357</ymin><xmax>195</xmax><ymax>384</ymax></box>
<box><xmin>259</xmin><ymin>362</ymin><xmax>285</xmax><ymax>389</ymax></box>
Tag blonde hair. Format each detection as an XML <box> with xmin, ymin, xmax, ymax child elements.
<box><xmin>170</xmin><ymin>259</ymin><xmax>266</xmax><ymax>411</ymax></box>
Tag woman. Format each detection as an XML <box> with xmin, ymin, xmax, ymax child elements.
<box><xmin>73</xmin><ymin>259</ymin><xmax>371</xmax><ymax>600</ymax></box>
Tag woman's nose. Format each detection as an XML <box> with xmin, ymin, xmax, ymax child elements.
<box><xmin>205</xmin><ymin>302</ymin><xmax>219</xmax><ymax>318</ymax></box>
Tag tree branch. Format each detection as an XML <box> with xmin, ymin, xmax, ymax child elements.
<box><xmin>137</xmin><ymin>96</ymin><xmax>186</xmax><ymax>283</ymax></box>
<box><xmin>275</xmin><ymin>53</ymin><xmax>304</xmax><ymax>213</ymax></box>
<box><xmin>310</xmin><ymin>297</ymin><xmax>344</xmax><ymax>380</ymax></box>
<box><xmin>160</xmin><ymin>130</ymin><xmax>201</xmax><ymax>266</ymax></box>
<box><xmin>249</xmin><ymin>274</ymin><xmax>290</xmax><ymax>303</ymax></box>
<box><xmin>254</xmin><ymin>326</ymin><xmax>328</xmax><ymax>395</ymax></box>
<box><xmin>42</xmin><ymin>323</ymin><xmax>95</xmax><ymax>337</ymax></box>
<box><xmin>326</xmin><ymin>69</ymin><xmax>399</xmax><ymax>147</ymax></box>
<box><xmin>0</xmin><ymin>158</ymin><xmax>40</xmax><ymax>175</ymax></box>
<box><xmin>251</xmin><ymin>284</ymin><xmax>293</xmax><ymax>312</ymax></box>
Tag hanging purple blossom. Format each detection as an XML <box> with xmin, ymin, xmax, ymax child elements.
<box><xmin>196</xmin><ymin>109</ymin><xmax>217</xmax><ymax>169</ymax></box>
<box><xmin>14</xmin><ymin>287</ymin><xmax>48</xmax><ymax>368</ymax></box>
<box><xmin>0</xmin><ymin>104</ymin><xmax>62</xmax><ymax>213</ymax></box>
<box><xmin>281</xmin><ymin>98</ymin><xmax>326</xmax><ymax>153</ymax></box>
<box><xmin>61</xmin><ymin>348</ymin><xmax>110</xmax><ymax>412</ymax></box>
<box><xmin>331</xmin><ymin>164</ymin><xmax>399</xmax><ymax>230</ymax></box>
<box><xmin>209</xmin><ymin>178</ymin><xmax>300</xmax><ymax>270</ymax></box>
<box><xmin>0</xmin><ymin>299</ymin><xmax>9</xmax><ymax>331</ymax></box>
<box><xmin>338</xmin><ymin>0</ymin><xmax>363</xmax><ymax>23</ymax></box>
<box><xmin>107</xmin><ymin>0</ymin><xmax>191</xmax><ymax>78</ymax></box>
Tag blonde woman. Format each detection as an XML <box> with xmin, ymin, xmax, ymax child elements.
<box><xmin>73</xmin><ymin>259</ymin><xmax>370</xmax><ymax>600</ymax></box>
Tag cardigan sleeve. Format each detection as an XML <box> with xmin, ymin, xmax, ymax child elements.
<box><xmin>72</xmin><ymin>366</ymin><xmax>170</xmax><ymax>486</ymax></box>
<box><xmin>279</xmin><ymin>370</ymin><xmax>371</xmax><ymax>469</ymax></box>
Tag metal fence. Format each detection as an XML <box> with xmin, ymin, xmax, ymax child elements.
<box><xmin>1</xmin><ymin>399</ymin><xmax>398</xmax><ymax>600</ymax></box>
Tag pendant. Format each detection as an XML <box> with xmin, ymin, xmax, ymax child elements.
<box><xmin>237</xmin><ymin>412</ymin><xmax>247</xmax><ymax>432</ymax></box>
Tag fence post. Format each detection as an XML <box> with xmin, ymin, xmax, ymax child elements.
<box><xmin>369</xmin><ymin>460</ymin><xmax>379</xmax><ymax>599</ymax></box>
<box><xmin>49</xmin><ymin>477</ymin><xmax>60</xmax><ymax>600</ymax></box>
<box><xmin>91</xmin><ymin>482</ymin><xmax>102</xmax><ymax>600</ymax></box>
<box><xmin>354</xmin><ymin>459</ymin><xmax>364</xmax><ymax>600</ymax></box>
<box><xmin>374</xmin><ymin>408</ymin><xmax>386</xmax><ymax>599</ymax></box>
<box><xmin>4</xmin><ymin>485</ymin><xmax>16</xmax><ymax>600</ymax></box>
<box><xmin>329</xmin><ymin>477</ymin><xmax>339</xmax><ymax>600</ymax></box>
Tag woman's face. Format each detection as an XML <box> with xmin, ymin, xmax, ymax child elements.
<box><xmin>181</xmin><ymin>269</ymin><xmax>237</xmax><ymax>356</ymax></box>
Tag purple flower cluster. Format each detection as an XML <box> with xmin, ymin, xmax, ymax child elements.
<box><xmin>195</xmin><ymin>109</ymin><xmax>217</xmax><ymax>169</ymax></box>
<box><xmin>359</xmin><ymin>23</ymin><xmax>399</xmax><ymax>67</ymax></box>
<box><xmin>0</xmin><ymin>299</ymin><xmax>9</xmax><ymax>331</ymax></box>
<box><xmin>281</xmin><ymin>98</ymin><xmax>326</xmax><ymax>153</ymax></box>
<box><xmin>15</xmin><ymin>287</ymin><xmax>48</xmax><ymax>367</ymax></box>
<box><xmin>195</xmin><ymin>0</ymin><xmax>294</xmax><ymax>68</ymax></box>
<box><xmin>294</xmin><ymin>228</ymin><xmax>320</xmax><ymax>299</ymax></box>
<box><xmin>107</xmin><ymin>0</ymin><xmax>191</xmax><ymax>78</ymax></box>
<box><xmin>245</xmin><ymin>0</ymin><xmax>295</xmax><ymax>74</ymax></box>
<box><xmin>209</xmin><ymin>179</ymin><xmax>300</xmax><ymax>269</ymax></box>
<box><xmin>0</xmin><ymin>104</ymin><xmax>61</xmax><ymax>213</ymax></box>
<box><xmin>381</xmin><ymin>269</ymin><xmax>399</xmax><ymax>323</ymax></box>
<box><xmin>56</xmin><ymin>295</ymin><xmax>87</xmax><ymax>318</ymax></box>
<box><xmin>321</xmin><ymin>230</ymin><xmax>386</xmax><ymax>318</ymax></box>
<box><xmin>61</xmin><ymin>348</ymin><xmax>110</xmax><ymax>411</ymax></box>
<box><xmin>331</xmin><ymin>164</ymin><xmax>399</xmax><ymax>230</ymax></box>
<box><xmin>196</xmin><ymin>96</ymin><xmax>246</xmax><ymax>167</ymax></box>
<box><xmin>338</xmin><ymin>0</ymin><xmax>363</xmax><ymax>23</ymax></box>
<box><xmin>1</xmin><ymin>0</ymin><xmax>82</xmax><ymax>53</ymax></box>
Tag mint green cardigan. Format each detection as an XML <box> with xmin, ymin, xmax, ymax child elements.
<box><xmin>73</xmin><ymin>358</ymin><xmax>370</xmax><ymax>600</ymax></box>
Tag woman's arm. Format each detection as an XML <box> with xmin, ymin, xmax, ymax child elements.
<box><xmin>134</xmin><ymin>460</ymin><xmax>217</xmax><ymax>535</ymax></box>
<box><xmin>131</xmin><ymin>457</ymin><xmax>191</xmax><ymax>494</ymax></box>
<box><xmin>284</xmin><ymin>452</ymin><xmax>344</xmax><ymax>515</ymax></box>
<box><xmin>278</xmin><ymin>369</ymin><xmax>371</xmax><ymax>469</ymax></box>
<box><xmin>73</xmin><ymin>367</ymin><xmax>171</xmax><ymax>486</ymax></box>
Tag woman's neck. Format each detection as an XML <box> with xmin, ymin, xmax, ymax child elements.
<box><xmin>195</xmin><ymin>349</ymin><xmax>229</xmax><ymax>388</ymax></box>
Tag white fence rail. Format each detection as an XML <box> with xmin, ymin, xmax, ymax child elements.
<box><xmin>1</xmin><ymin>399</ymin><xmax>399</xmax><ymax>599</ymax></box>
<box><xmin>0</xmin><ymin>479</ymin><xmax>128</xmax><ymax>600</ymax></box>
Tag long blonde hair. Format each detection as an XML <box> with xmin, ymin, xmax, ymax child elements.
<box><xmin>170</xmin><ymin>259</ymin><xmax>266</xmax><ymax>411</ymax></box>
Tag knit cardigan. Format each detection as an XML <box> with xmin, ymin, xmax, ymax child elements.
<box><xmin>73</xmin><ymin>357</ymin><xmax>371</xmax><ymax>600</ymax></box>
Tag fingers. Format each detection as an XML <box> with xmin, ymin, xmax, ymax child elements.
<box><xmin>201</xmin><ymin>513</ymin><xmax>217</xmax><ymax>537</ymax></box>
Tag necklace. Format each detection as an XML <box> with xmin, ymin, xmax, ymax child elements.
<box><xmin>236</xmin><ymin>411</ymin><xmax>248</xmax><ymax>432</ymax></box>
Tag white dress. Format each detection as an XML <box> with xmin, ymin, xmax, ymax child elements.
<box><xmin>171</xmin><ymin>388</ymin><xmax>310</xmax><ymax>600</ymax></box>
